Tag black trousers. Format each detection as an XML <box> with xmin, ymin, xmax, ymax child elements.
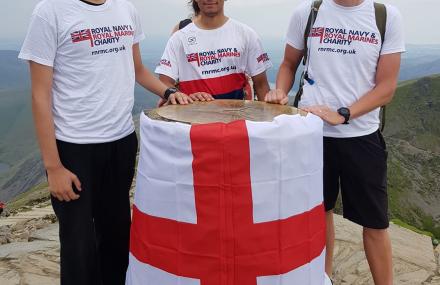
<box><xmin>51</xmin><ymin>132</ymin><xmax>138</xmax><ymax>285</ymax></box>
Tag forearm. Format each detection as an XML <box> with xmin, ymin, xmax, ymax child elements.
<box><xmin>32</xmin><ymin>93</ymin><xmax>62</xmax><ymax>170</ymax></box>
<box><xmin>349</xmin><ymin>80</ymin><xmax>397</xmax><ymax>119</ymax></box>
<box><xmin>135</xmin><ymin>67</ymin><xmax>168</xmax><ymax>98</ymax></box>
<box><xmin>276</xmin><ymin>61</ymin><xmax>297</xmax><ymax>94</ymax></box>
<box><xmin>255</xmin><ymin>82</ymin><xmax>270</xmax><ymax>101</ymax></box>
<box><xmin>252</xmin><ymin>72</ymin><xmax>271</xmax><ymax>101</ymax></box>
<box><xmin>350</xmin><ymin>53</ymin><xmax>401</xmax><ymax>119</ymax></box>
<box><xmin>264</xmin><ymin>45</ymin><xmax>303</xmax><ymax>105</ymax></box>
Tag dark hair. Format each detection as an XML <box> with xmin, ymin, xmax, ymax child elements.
<box><xmin>189</xmin><ymin>0</ymin><xmax>200</xmax><ymax>15</ymax></box>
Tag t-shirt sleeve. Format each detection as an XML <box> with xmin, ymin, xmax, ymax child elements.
<box><xmin>155</xmin><ymin>36</ymin><xmax>179</xmax><ymax>81</ymax></box>
<box><xmin>132</xmin><ymin>7</ymin><xmax>145</xmax><ymax>44</ymax></box>
<box><xmin>18</xmin><ymin>14</ymin><xmax>57</xmax><ymax>67</ymax></box>
<box><xmin>245</xmin><ymin>29</ymin><xmax>272</xmax><ymax>77</ymax></box>
<box><xmin>285</xmin><ymin>1</ymin><xmax>310</xmax><ymax>51</ymax></box>
<box><xmin>380</xmin><ymin>5</ymin><xmax>405</xmax><ymax>55</ymax></box>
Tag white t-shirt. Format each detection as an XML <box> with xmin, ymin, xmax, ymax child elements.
<box><xmin>19</xmin><ymin>0</ymin><xmax>145</xmax><ymax>144</ymax></box>
<box><xmin>155</xmin><ymin>19</ymin><xmax>272</xmax><ymax>99</ymax></box>
<box><xmin>286</xmin><ymin>0</ymin><xmax>405</xmax><ymax>138</ymax></box>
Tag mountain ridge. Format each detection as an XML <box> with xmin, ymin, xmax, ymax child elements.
<box><xmin>0</xmin><ymin>49</ymin><xmax>439</xmax><ymax>240</ymax></box>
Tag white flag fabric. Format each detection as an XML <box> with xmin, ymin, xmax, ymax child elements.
<box><xmin>127</xmin><ymin>113</ymin><xmax>328</xmax><ymax>285</ymax></box>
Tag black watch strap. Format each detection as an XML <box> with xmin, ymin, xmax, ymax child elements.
<box><xmin>164</xmin><ymin>87</ymin><xmax>178</xmax><ymax>100</ymax></box>
<box><xmin>337</xmin><ymin>107</ymin><xmax>351</xmax><ymax>124</ymax></box>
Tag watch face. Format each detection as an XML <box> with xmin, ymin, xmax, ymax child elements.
<box><xmin>339</xmin><ymin>108</ymin><xmax>349</xmax><ymax>116</ymax></box>
<box><xmin>338</xmin><ymin>107</ymin><xmax>350</xmax><ymax>124</ymax></box>
<box><xmin>164</xmin><ymin>87</ymin><xmax>178</xmax><ymax>100</ymax></box>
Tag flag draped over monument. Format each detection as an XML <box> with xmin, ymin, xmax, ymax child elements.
<box><xmin>127</xmin><ymin>113</ymin><xmax>327</xmax><ymax>285</ymax></box>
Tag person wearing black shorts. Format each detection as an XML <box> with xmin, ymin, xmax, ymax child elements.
<box><xmin>265</xmin><ymin>0</ymin><xmax>405</xmax><ymax>284</ymax></box>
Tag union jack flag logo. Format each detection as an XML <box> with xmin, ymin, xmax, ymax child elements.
<box><xmin>257</xmin><ymin>53</ymin><xmax>270</xmax><ymax>63</ymax></box>
<box><xmin>186</xmin><ymin>53</ymin><xmax>200</xmax><ymax>66</ymax></box>
<box><xmin>71</xmin><ymin>29</ymin><xmax>94</xmax><ymax>47</ymax></box>
<box><xmin>310</xmin><ymin>27</ymin><xmax>325</xmax><ymax>43</ymax></box>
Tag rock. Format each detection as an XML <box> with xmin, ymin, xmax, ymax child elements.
<box><xmin>0</xmin><ymin>267</ymin><xmax>20</xmax><ymax>285</ymax></box>
<box><xmin>391</xmin><ymin>223</ymin><xmax>437</xmax><ymax>272</ymax></box>
<box><xmin>0</xmin><ymin>241</ymin><xmax>59</xmax><ymax>285</ymax></box>
<box><xmin>0</xmin><ymin>226</ymin><xmax>10</xmax><ymax>245</ymax></box>
<box><xmin>428</xmin><ymin>276</ymin><xmax>440</xmax><ymax>285</ymax></box>
<box><xmin>16</xmin><ymin>231</ymin><xmax>30</xmax><ymax>242</ymax></box>
<box><xmin>0</xmin><ymin>206</ymin><xmax>54</xmax><ymax>228</ymax></box>
<box><xmin>0</xmin><ymin>205</ymin><xmax>60</xmax><ymax>284</ymax></box>
<box><xmin>0</xmin><ymin>207</ymin><xmax>438</xmax><ymax>285</ymax></box>
<box><xmin>30</xmin><ymin>223</ymin><xmax>58</xmax><ymax>242</ymax></box>
<box><xmin>333</xmin><ymin>215</ymin><xmax>438</xmax><ymax>284</ymax></box>
<box><xmin>0</xmin><ymin>241</ymin><xmax>57</xmax><ymax>259</ymax></box>
<box><xmin>435</xmin><ymin>246</ymin><xmax>440</xmax><ymax>275</ymax></box>
<box><xmin>396</xmin><ymin>269</ymin><xmax>432</xmax><ymax>284</ymax></box>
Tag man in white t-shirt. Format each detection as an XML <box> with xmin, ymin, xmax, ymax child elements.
<box><xmin>265</xmin><ymin>0</ymin><xmax>405</xmax><ymax>284</ymax></box>
<box><xmin>19</xmin><ymin>0</ymin><xmax>189</xmax><ymax>284</ymax></box>
<box><xmin>155</xmin><ymin>0</ymin><xmax>272</xmax><ymax>102</ymax></box>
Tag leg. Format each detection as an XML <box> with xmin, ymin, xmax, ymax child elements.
<box><xmin>323</xmin><ymin>137</ymin><xmax>341</xmax><ymax>278</ymax></box>
<box><xmin>94</xmin><ymin>132</ymin><xmax>138</xmax><ymax>285</ymax></box>
<box><xmin>363</xmin><ymin>227</ymin><xmax>393</xmax><ymax>285</ymax></box>
<box><xmin>339</xmin><ymin>131</ymin><xmax>391</xmax><ymax>284</ymax></box>
<box><xmin>52</xmin><ymin>141</ymin><xmax>100</xmax><ymax>285</ymax></box>
<box><xmin>325</xmin><ymin>210</ymin><xmax>335</xmax><ymax>277</ymax></box>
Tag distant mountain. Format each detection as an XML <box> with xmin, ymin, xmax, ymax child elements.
<box><xmin>0</xmin><ymin>50</ymin><xmax>30</xmax><ymax>91</ymax></box>
<box><xmin>401</xmin><ymin>58</ymin><xmax>440</xmax><ymax>81</ymax></box>
<box><xmin>400</xmin><ymin>45</ymin><xmax>440</xmax><ymax>81</ymax></box>
<box><xmin>1</xmin><ymin>45</ymin><xmax>440</xmax><ymax>239</ymax></box>
<box><xmin>0</xmin><ymin>88</ymin><xmax>42</xmax><ymax>201</ymax></box>
<box><xmin>0</xmin><ymin>50</ymin><xmax>159</xmax><ymax>201</ymax></box>
<box><xmin>265</xmin><ymin>43</ymin><xmax>440</xmax><ymax>90</ymax></box>
<box><xmin>384</xmin><ymin>74</ymin><xmax>440</xmax><ymax>238</ymax></box>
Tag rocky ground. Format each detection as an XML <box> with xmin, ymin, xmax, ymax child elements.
<box><xmin>333</xmin><ymin>215</ymin><xmax>440</xmax><ymax>285</ymax></box>
<box><xmin>0</xmin><ymin>202</ymin><xmax>438</xmax><ymax>284</ymax></box>
<box><xmin>0</xmin><ymin>200</ymin><xmax>59</xmax><ymax>285</ymax></box>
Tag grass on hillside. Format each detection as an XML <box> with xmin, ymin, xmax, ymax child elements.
<box><xmin>385</xmin><ymin>74</ymin><xmax>440</xmax><ymax>241</ymax></box>
<box><xmin>391</xmin><ymin>218</ymin><xmax>434</xmax><ymax>238</ymax></box>
<box><xmin>6</xmin><ymin>182</ymin><xmax>50</xmax><ymax>212</ymax></box>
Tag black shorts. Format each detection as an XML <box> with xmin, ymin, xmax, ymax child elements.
<box><xmin>324</xmin><ymin>130</ymin><xmax>389</xmax><ymax>229</ymax></box>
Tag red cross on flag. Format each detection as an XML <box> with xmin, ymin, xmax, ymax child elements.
<box><xmin>127</xmin><ymin>114</ymin><xmax>329</xmax><ymax>285</ymax></box>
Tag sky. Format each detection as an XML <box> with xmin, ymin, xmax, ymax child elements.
<box><xmin>1</xmin><ymin>0</ymin><xmax>439</xmax><ymax>50</ymax></box>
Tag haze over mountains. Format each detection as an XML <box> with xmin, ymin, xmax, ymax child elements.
<box><xmin>0</xmin><ymin>40</ymin><xmax>439</xmax><ymax>237</ymax></box>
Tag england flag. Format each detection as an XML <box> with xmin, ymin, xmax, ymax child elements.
<box><xmin>127</xmin><ymin>113</ymin><xmax>331</xmax><ymax>285</ymax></box>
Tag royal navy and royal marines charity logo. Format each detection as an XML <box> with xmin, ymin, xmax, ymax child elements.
<box><xmin>70</xmin><ymin>25</ymin><xmax>134</xmax><ymax>47</ymax></box>
<box><xmin>185</xmin><ymin>48</ymin><xmax>242</xmax><ymax>67</ymax></box>
<box><xmin>311</xmin><ymin>27</ymin><xmax>380</xmax><ymax>46</ymax></box>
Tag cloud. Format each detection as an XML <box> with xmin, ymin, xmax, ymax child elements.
<box><xmin>1</xmin><ymin>0</ymin><xmax>440</xmax><ymax>46</ymax></box>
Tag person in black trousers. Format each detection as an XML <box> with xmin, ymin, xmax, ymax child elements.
<box><xmin>19</xmin><ymin>0</ymin><xmax>189</xmax><ymax>284</ymax></box>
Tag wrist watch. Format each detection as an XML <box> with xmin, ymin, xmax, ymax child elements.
<box><xmin>337</xmin><ymin>107</ymin><xmax>351</xmax><ymax>124</ymax></box>
<box><xmin>163</xmin><ymin>87</ymin><xmax>178</xmax><ymax>100</ymax></box>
